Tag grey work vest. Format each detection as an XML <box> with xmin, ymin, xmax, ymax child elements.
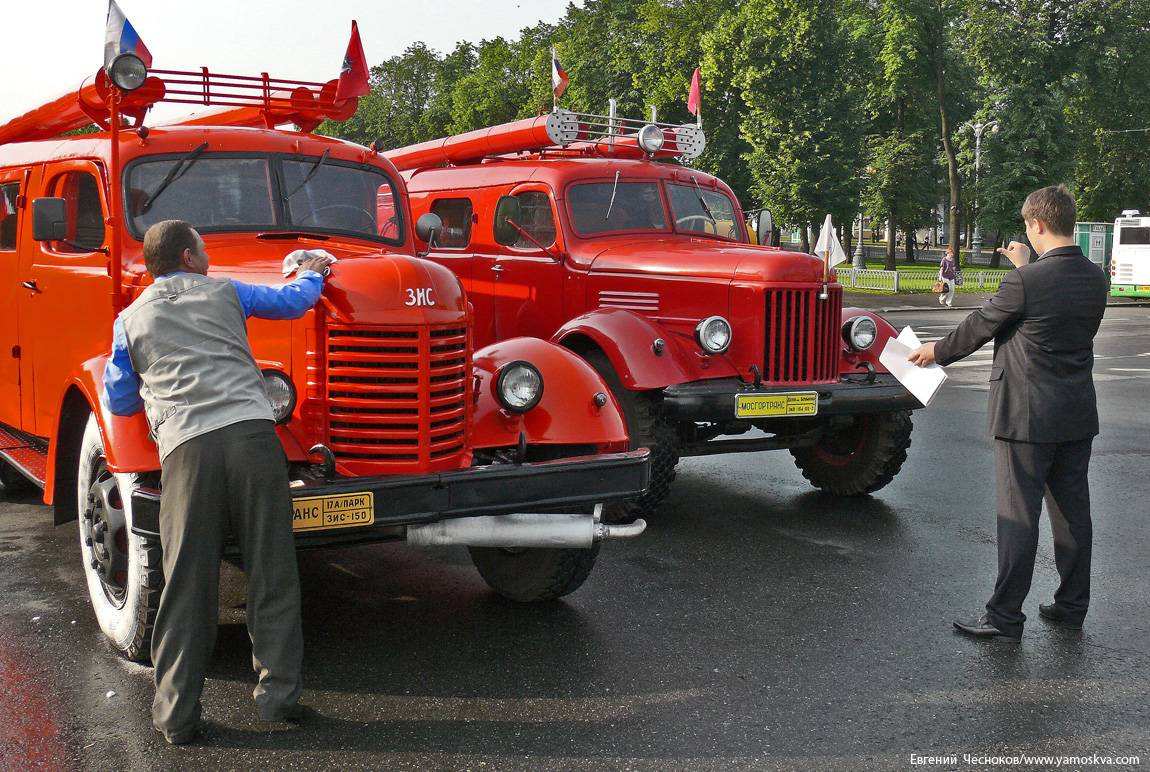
<box><xmin>118</xmin><ymin>273</ymin><xmax>274</xmax><ymax>462</ymax></box>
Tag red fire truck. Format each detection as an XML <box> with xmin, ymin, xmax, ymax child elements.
<box><xmin>385</xmin><ymin>109</ymin><xmax>920</xmax><ymax>518</ymax></box>
<box><xmin>0</xmin><ymin>58</ymin><xmax>649</xmax><ymax>661</ymax></box>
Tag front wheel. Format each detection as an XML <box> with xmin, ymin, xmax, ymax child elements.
<box><xmin>76</xmin><ymin>415</ymin><xmax>164</xmax><ymax>662</ymax></box>
<box><xmin>469</xmin><ymin>544</ymin><xmax>600</xmax><ymax>602</ymax></box>
<box><xmin>790</xmin><ymin>411</ymin><xmax>913</xmax><ymax>496</ymax></box>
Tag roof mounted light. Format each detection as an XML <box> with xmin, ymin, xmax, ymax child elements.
<box><xmin>637</xmin><ymin>124</ymin><xmax>665</xmax><ymax>156</ymax></box>
<box><xmin>107</xmin><ymin>53</ymin><xmax>148</xmax><ymax>92</ymax></box>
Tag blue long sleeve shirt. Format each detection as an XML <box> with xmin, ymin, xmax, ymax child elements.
<box><xmin>102</xmin><ymin>270</ymin><xmax>324</xmax><ymax>416</ymax></box>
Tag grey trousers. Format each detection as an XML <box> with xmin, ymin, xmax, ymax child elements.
<box><xmin>151</xmin><ymin>420</ymin><xmax>303</xmax><ymax>735</ymax></box>
<box><xmin>987</xmin><ymin>438</ymin><xmax>1094</xmax><ymax>636</ymax></box>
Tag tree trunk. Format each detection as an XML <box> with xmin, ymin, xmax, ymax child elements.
<box><xmin>800</xmin><ymin>226</ymin><xmax>809</xmax><ymax>254</ymax></box>
<box><xmin>884</xmin><ymin>220</ymin><xmax>897</xmax><ymax>271</ymax></box>
<box><xmin>936</xmin><ymin>60</ymin><xmax>962</xmax><ymax>269</ymax></box>
<box><xmin>844</xmin><ymin>223</ymin><xmax>853</xmax><ymax>259</ymax></box>
<box><xmin>905</xmin><ymin>227</ymin><xmax>915</xmax><ymax>262</ymax></box>
<box><xmin>989</xmin><ymin>228</ymin><xmax>1002</xmax><ymax>268</ymax></box>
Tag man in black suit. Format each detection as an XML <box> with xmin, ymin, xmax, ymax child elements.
<box><xmin>908</xmin><ymin>185</ymin><xmax>1109</xmax><ymax>643</ymax></box>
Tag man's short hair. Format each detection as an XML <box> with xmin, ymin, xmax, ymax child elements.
<box><xmin>1021</xmin><ymin>185</ymin><xmax>1076</xmax><ymax>237</ymax></box>
<box><xmin>142</xmin><ymin>220</ymin><xmax>198</xmax><ymax>277</ymax></box>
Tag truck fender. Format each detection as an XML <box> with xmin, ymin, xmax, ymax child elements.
<box><xmin>471</xmin><ymin>337</ymin><xmax>629</xmax><ymax>451</ymax></box>
<box><xmin>552</xmin><ymin>308</ymin><xmax>696</xmax><ymax>391</ymax></box>
<box><xmin>839</xmin><ymin>307</ymin><xmax>899</xmax><ymax>374</ymax></box>
<box><xmin>76</xmin><ymin>356</ymin><xmax>160</xmax><ymax>473</ymax></box>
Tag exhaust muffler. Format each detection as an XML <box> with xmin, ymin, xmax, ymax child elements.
<box><xmin>406</xmin><ymin>504</ymin><xmax>646</xmax><ymax>548</ymax></box>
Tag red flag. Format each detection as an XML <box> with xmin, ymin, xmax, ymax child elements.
<box><xmin>336</xmin><ymin>20</ymin><xmax>370</xmax><ymax>102</ymax></box>
<box><xmin>687</xmin><ymin>67</ymin><xmax>702</xmax><ymax>118</ymax></box>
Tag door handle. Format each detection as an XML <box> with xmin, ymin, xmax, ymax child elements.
<box><xmin>490</xmin><ymin>264</ymin><xmax>503</xmax><ymax>273</ymax></box>
<box><xmin>21</xmin><ymin>280</ymin><xmax>40</xmax><ymax>293</ymax></box>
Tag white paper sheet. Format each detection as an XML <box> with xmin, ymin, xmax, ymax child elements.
<box><xmin>879</xmin><ymin>326</ymin><xmax>947</xmax><ymax>407</ymax></box>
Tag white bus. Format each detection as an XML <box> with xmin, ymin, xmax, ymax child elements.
<box><xmin>1111</xmin><ymin>210</ymin><xmax>1150</xmax><ymax>298</ymax></box>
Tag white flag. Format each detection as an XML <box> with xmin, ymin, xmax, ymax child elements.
<box><xmin>813</xmin><ymin>213</ymin><xmax>849</xmax><ymax>267</ymax></box>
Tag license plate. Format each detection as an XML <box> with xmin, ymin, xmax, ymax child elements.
<box><xmin>735</xmin><ymin>391</ymin><xmax>819</xmax><ymax>418</ymax></box>
<box><xmin>292</xmin><ymin>492</ymin><xmax>375</xmax><ymax>533</ymax></box>
<box><xmin>1139</xmin><ymin>286</ymin><xmax>1150</xmax><ymax>292</ymax></box>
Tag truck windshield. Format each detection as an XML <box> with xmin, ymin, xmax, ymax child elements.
<box><xmin>567</xmin><ymin>181</ymin><xmax>668</xmax><ymax>235</ymax></box>
<box><xmin>125</xmin><ymin>153</ymin><xmax>404</xmax><ymax>245</ymax></box>
<box><xmin>666</xmin><ymin>182</ymin><xmax>742</xmax><ymax>241</ymax></box>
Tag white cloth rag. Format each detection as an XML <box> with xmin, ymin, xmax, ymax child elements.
<box><xmin>281</xmin><ymin>248</ymin><xmax>338</xmax><ymax>277</ymax></box>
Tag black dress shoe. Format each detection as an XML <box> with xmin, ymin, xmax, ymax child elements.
<box><xmin>953</xmin><ymin>613</ymin><xmax>1021</xmax><ymax>642</ymax></box>
<box><xmin>154</xmin><ymin>721</ymin><xmax>203</xmax><ymax>746</ymax></box>
<box><xmin>260</xmin><ymin>702</ymin><xmax>319</xmax><ymax>724</ymax></box>
<box><xmin>1039</xmin><ymin>603</ymin><xmax>1084</xmax><ymax>629</ymax></box>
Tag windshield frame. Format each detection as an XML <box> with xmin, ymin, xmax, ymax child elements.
<box><xmin>564</xmin><ymin>178</ymin><xmax>672</xmax><ymax>238</ymax></box>
<box><xmin>121</xmin><ymin>150</ymin><xmax>406</xmax><ymax>247</ymax></box>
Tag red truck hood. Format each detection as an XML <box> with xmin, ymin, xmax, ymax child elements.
<box><xmin>586</xmin><ymin>236</ymin><xmax>828</xmax><ymax>284</ymax></box>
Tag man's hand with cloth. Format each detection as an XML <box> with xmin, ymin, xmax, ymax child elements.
<box><xmin>101</xmin><ymin>220</ymin><xmax>332</xmax><ymax>744</ymax></box>
<box><xmin>908</xmin><ymin>185</ymin><xmax>1108</xmax><ymax>643</ymax></box>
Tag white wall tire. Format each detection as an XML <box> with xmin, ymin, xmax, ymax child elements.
<box><xmin>76</xmin><ymin>415</ymin><xmax>163</xmax><ymax>662</ymax></box>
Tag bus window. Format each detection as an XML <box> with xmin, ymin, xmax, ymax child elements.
<box><xmin>52</xmin><ymin>172</ymin><xmax>106</xmax><ymax>253</ymax></box>
<box><xmin>0</xmin><ymin>184</ymin><xmax>17</xmax><ymax>250</ymax></box>
<box><xmin>1119</xmin><ymin>226</ymin><xmax>1150</xmax><ymax>245</ymax></box>
<box><xmin>430</xmin><ymin>198</ymin><xmax>473</xmax><ymax>248</ymax></box>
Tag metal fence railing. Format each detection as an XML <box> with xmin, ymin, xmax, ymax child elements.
<box><xmin>835</xmin><ymin>267</ymin><xmax>1006</xmax><ymax>294</ymax></box>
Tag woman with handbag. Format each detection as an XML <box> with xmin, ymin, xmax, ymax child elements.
<box><xmin>936</xmin><ymin>246</ymin><xmax>959</xmax><ymax>307</ymax></box>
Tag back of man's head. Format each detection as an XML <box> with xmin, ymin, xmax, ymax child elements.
<box><xmin>1022</xmin><ymin>185</ymin><xmax>1076</xmax><ymax>237</ymax></box>
<box><xmin>143</xmin><ymin>220</ymin><xmax>198</xmax><ymax>277</ymax></box>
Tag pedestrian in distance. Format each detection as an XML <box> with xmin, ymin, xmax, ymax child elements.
<box><xmin>102</xmin><ymin>220</ymin><xmax>334</xmax><ymax>744</ymax></box>
<box><xmin>908</xmin><ymin>185</ymin><xmax>1109</xmax><ymax>643</ymax></box>
<box><xmin>936</xmin><ymin>246</ymin><xmax>959</xmax><ymax>307</ymax></box>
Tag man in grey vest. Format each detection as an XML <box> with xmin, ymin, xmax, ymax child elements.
<box><xmin>102</xmin><ymin>219</ymin><xmax>333</xmax><ymax>744</ymax></box>
<box><xmin>909</xmin><ymin>185</ymin><xmax>1109</xmax><ymax>643</ymax></box>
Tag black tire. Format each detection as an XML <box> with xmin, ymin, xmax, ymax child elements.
<box><xmin>76</xmin><ymin>415</ymin><xmax>164</xmax><ymax>662</ymax></box>
<box><xmin>583</xmin><ymin>350</ymin><xmax>680</xmax><ymax>521</ymax></box>
<box><xmin>790</xmin><ymin>410</ymin><xmax>913</xmax><ymax>496</ymax></box>
<box><xmin>0</xmin><ymin>462</ymin><xmax>34</xmax><ymax>494</ymax></box>
<box><xmin>469</xmin><ymin>543</ymin><xmax>600</xmax><ymax>602</ymax></box>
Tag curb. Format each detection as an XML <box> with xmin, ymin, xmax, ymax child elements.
<box><xmin>868</xmin><ymin>300</ymin><xmax>1150</xmax><ymax>313</ymax></box>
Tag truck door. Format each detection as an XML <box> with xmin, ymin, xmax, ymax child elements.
<box><xmin>0</xmin><ymin>170</ymin><xmax>25</xmax><ymax>428</ymax></box>
<box><xmin>484</xmin><ymin>185</ymin><xmax>566</xmax><ymax>345</ymax></box>
<box><xmin>21</xmin><ymin>162</ymin><xmax>115</xmax><ymax>436</ymax></box>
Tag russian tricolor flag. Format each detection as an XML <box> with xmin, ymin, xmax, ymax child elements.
<box><xmin>104</xmin><ymin>1</ymin><xmax>152</xmax><ymax>69</ymax></box>
<box><xmin>551</xmin><ymin>47</ymin><xmax>569</xmax><ymax>101</ymax></box>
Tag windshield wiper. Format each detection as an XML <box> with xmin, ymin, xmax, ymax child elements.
<box><xmin>692</xmin><ymin>177</ymin><xmax>717</xmax><ymax>226</ymax></box>
<box><xmin>283</xmin><ymin>150</ymin><xmax>331</xmax><ymax>202</ymax></box>
<box><xmin>605</xmin><ymin>170</ymin><xmax>621</xmax><ymax>221</ymax></box>
<box><xmin>140</xmin><ymin>142</ymin><xmax>209</xmax><ymax>214</ymax></box>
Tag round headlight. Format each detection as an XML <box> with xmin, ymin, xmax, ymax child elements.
<box><xmin>496</xmin><ymin>361</ymin><xmax>544</xmax><ymax>413</ymax></box>
<box><xmin>107</xmin><ymin>53</ymin><xmax>148</xmax><ymax>92</ymax></box>
<box><xmin>843</xmin><ymin>316</ymin><xmax>878</xmax><ymax>351</ymax></box>
<box><xmin>695</xmin><ymin>315</ymin><xmax>732</xmax><ymax>354</ymax></box>
<box><xmin>262</xmin><ymin>371</ymin><xmax>296</xmax><ymax>423</ymax></box>
<box><xmin>637</xmin><ymin>124</ymin><xmax>665</xmax><ymax>155</ymax></box>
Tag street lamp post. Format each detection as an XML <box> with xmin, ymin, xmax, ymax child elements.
<box><xmin>967</xmin><ymin>119</ymin><xmax>999</xmax><ymax>265</ymax></box>
<box><xmin>853</xmin><ymin>212</ymin><xmax>866</xmax><ymax>268</ymax></box>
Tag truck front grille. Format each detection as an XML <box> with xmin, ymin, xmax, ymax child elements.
<box><xmin>763</xmin><ymin>286</ymin><xmax>842</xmax><ymax>384</ymax></box>
<box><xmin>325</xmin><ymin>324</ymin><xmax>470</xmax><ymax>471</ymax></box>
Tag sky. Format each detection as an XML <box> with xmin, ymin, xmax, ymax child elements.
<box><xmin>0</xmin><ymin>0</ymin><xmax>576</xmax><ymax>124</ymax></box>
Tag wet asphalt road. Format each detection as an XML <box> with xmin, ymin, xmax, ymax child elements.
<box><xmin>1</xmin><ymin>307</ymin><xmax>1148</xmax><ymax>770</ymax></box>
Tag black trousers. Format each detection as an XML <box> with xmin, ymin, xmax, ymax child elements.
<box><xmin>987</xmin><ymin>437</ymin><xmax>1094</xmax><ymax>636</ymax></box>
<box><xmin>151</xmin><ymin>420</ymin><xmax>303</xmax><ymax>736</ymax></box>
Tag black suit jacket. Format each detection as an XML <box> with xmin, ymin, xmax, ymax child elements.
<box><xmin>934</xmin><ymin>245</ymin><xmax>1108</xmax><ymax>443</ymax></box>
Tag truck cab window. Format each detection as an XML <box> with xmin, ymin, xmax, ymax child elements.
<box><xmin>498</xmin><ymin>191</ymin><xmax>556</xmax><ymax>250</ymax></box>
<box><xmin>666</xmin><ymin>182</ymin><xmax>741</xmax><ymax>241</ymax></box>
<box><xmin>53</xmin><ymin>172</ymin><xmax>106</xmax><ymax>253</ymax></box>
<box><xmin>430</xmin><ymin>198</ymin><xmax>473</xmax><ymax>248</ymax></box>
<box><xmin>0</xmin><ymin>184</ymin><xmax>17</xmax><ymax>250</ymax></box>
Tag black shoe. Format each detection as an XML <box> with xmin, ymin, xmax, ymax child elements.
<box><xmin>953</xmin><ymin>613</ymin><xmax>1021</xmax><ymax>643</ymax></box>
<box><xmin>1039</xmin><ymin>603</ymin><xmax>1084</xmax><ymax>629</ymax></box>
<box><xmin>260</xmin><ymin>702</ymin><xmax>318</xmax><ymax>725</ymax></box>
<box><xmin>154</xmin><ymin>721</ymin><xmax>203</xmax><ymax>746</ymax></box>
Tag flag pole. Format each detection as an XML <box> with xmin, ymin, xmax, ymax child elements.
<box><xmin>551</xmin><ymin>46</ymin><xmax>557</xmax><ymax>113</ymax></box>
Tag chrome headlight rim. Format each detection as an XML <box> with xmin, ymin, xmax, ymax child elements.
<box><xmin>107</xmin><ymin>52</ymin><xmax>148</xmax><ymax>92</ymax></box>
<box><xmin>495</xmin><ymin>360</ymin><xmax>544</xmax><ymax>414</ymax></box>
<box><xmin>261</xmin><ymin>369</ymin><xmax>297</xmax><ymax>424</ymax></box>
<box><xmin>843</xmin><ymin>316</ymin><xmax>878</xmax><ymax>351</ymax></box>
<box><xmin>695</xmin><ymin>315</ymin><xmax>733</xmax><ymax>354</ymax></box>
<box><xmin>637</xmin><ymin>124</ymin><xmax>665</xmax><ymax>155</ymax></box>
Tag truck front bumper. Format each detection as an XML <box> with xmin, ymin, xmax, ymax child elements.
<box><xmin>129</xmin><ymin>449</ymin><xmax>650</xmax><ymax>546</ymax></box>
<box><xmin>662</xmin><ymin>373</ymin><xmax>920</xmax><ymax>423</ymax></box>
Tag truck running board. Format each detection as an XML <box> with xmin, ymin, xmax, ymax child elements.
<box><xmin>0</xmin><ymin>424</ymin><xmax>49</xmax><ymax>487</ymax></box>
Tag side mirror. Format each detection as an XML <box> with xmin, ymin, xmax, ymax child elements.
<box><xmin>755</xmin><ymin>209</ymin><xmax>774</xmax><ymax>246</ymax></box>
<box><xmin>415</xmin><ymin>212</ymin><xmax>443</xmax><ymax>247</ymax></box>
<box><xmin>493</xmin><ymin>195</ymin><xmax>522</xmax><ymax>246</ymax></box>
<box><xmin>32</xmin><ymin>198</ymin><xmax>68</xmax><ymax>242</ymax></box>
